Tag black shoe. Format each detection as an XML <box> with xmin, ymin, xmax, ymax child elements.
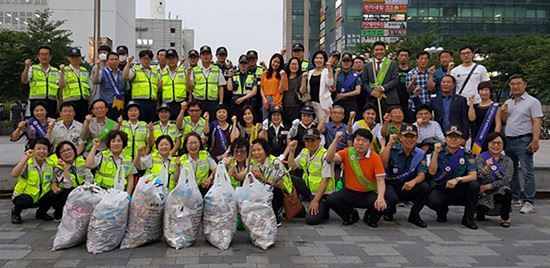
<box><xmin>366</xmin><ymin>217</ymin><xmax>378</xmax><ymax>228</ymax></box>
<box><xmin>475</xmin><ymin>213</ymin><xmax>486</xmax><ymax>221</ymax></box>
<box><xmin>11</xmin><ymin>209</ymin><xmax>22</xmax><ymax>225</ymax></box>
<box><xmin>436</xmin><ymin>212</ymin><xmax>447</xmax><ymax>223</ymax></box>
<box><xmin>383</xmin><ymin>214</ymin><xmax>394</xmax><ymax>221</ymax></box>
<box><xmin>54</xmin><ymin>211</ymin><xmax>62</xmax><ymax>221</ymax></box>
<box><xmin>408</xmin><ymin>217</ymin><xmax>428</xmax><ymax>228</ymax></box>
<box><xmin>36</xmin><ymin>212</ymin><xmax>53</xmax><ymax>221</ymax></box>
<box><xmin>462</xmin><ymin>218</ymin><xmax>478</xmax><ymax>230</ymax></box>
<box><xmin>342</xmin><ymin>210</ymin><xmax>359</xmax><ymax>226</ymax></box>
<box><xmin>276</xmin><ymin>215</ymin><xmax>283</xmax><ymax>228</ymax></box>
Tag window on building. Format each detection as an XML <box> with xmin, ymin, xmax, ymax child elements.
<box><xmin>429</xmin><ymin>8</ymin><xmax>440</xmax><ymax>17</ymax></box>
<box><xmin>526</xmin><ymin>9</ymin><xmax>536</xmax><ymax>18</ymax></box>
<box><xmin>461</xmin><ymin>8</ymin><xmax>472</xmax><ymax>17</ymax></box>
<box><xmin>505</xmin><ymin>8</ymin><xmax>514</xmax><ymax>18</ymax></box>
<box><xmin>537</xmin><ymin>10</ymin><xmax>546</xmax><ymax>18</ymax></box>
<box><xmin>472</xmin><ymin>8</ymin><xmax>482</xmax><ymax>17</ymax></box>
<box><xmin>170</xmin><ymin>42</ymin><xmax>175</xmax><ymax>47</ymax></box>
<box><xmin>170</xmin><ymin>27</ymin><xmax>175</xmax><ymax>33</ymax></box>
<box><xmin>443</xmin><ymin>7</ymin><xmax>457</xmax><ymax>17</ymax></box>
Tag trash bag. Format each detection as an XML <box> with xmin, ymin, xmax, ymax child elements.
<box><xmin>120</xmin><ymin>174</ymin><xmax>167</xmax><ymax>249</ymax></box>
<box><xmin>51</xmin><ymin>184</ymin><xmax>106</xmax><ymax>251</ymax></box>
<box><xmin>235</xmin><ymin>173</ymin><xmax>277</xmax><ymax>250</ymax></box>
<box><xmin>164</xmin><ymin>165</ymin><xmax>203</xmax><ymax>249</ymax></box>
<box><xmin>203</xmin><ymin>163</ymin><xmax>237</xmax><ymax>250</ymax></box>
<box><xmin>86</xmin><ymin>189</ymin><xmax>130</xmax><ymax>254</ymax></box>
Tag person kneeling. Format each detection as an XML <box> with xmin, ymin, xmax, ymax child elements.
<box><xmin>325</xmin><ymin>129</ymin><xmax>387</xmax><ymax>227</ymax></box>
<box><xmin>288</xmin><ymin>128</ymin><xmax>335</xmax><ymax>225</ymax></box>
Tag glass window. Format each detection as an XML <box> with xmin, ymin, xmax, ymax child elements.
<box><xmin>483</xmin><ymin>7</ymin><xmax>493</xmax><ymax>17</ymax></box>
<box><xmin>443</xmin><ymin>7</ymin><xmax>458</xmax><ymax>17</ymax></box>
<box><xmin>537</xmin><ymin>10</ymin><xmax>546</xmax><ymax>18</ymax></box>
<box><xmin>429</xmin><ymin>8</ymin><xmax>440</xmax><ymax>17</ymax></box>
<box><xmin>494</xmin><ymin>7</ymin><xmax>503</xmax><ymax>18</ymax></box>
<box><xmin>170</xmin><ymin>28</ymin><xmax>175</xmax><ymax>33</ymax></box>
<box><xmin>516</xmin><ymin>8</ymin><xmax>525</xmax><ymax>18</ymax></box>
<box><xmin>408</xmin><ymin>7</ymin><xmax>417</xmax><ymax>17</ymax></box>
<box><xmin>505</xmin><ymin>8</ymin><xmax>514</xmax><ymax>17</ymax></box>
<box><xmin>461</xmin><ymin>8</ymin><xmax>472</xmax><ymax>17</ymax></box>
<box><xmin>472</xmin><ymin>8</ymin><xmax>482</xmax><ymax>17</ymax></box>
<box><xmin>526</xmin><ymin>9</ymin><xmax>536</xmax><ymax>18</ymax></box>
<box><xmin>418</xmin><ymin>9</ymin><xmax>427</xmax><ymax>17</ymax></box>
<box><xmin>170</xmin><ymin>42</ymin><xmax>175</xmax><ymax>47</ymax></box>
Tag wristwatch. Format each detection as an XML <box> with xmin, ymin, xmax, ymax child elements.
<box><xmin>456</xmin><ymin>177</ymin><xmax>463</xmax><ymax>183</ymax></box>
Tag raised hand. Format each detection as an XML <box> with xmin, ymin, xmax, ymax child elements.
<box><xmin>448</xmin><ymin>61</ymin><xmax>455</xmax><ymax>70</ymax></box>
<box><xmin>428</xmin><ymin>65</ymin><xmax>436</xmax><ymax>75</ymax></box>
<box><xmin>59</xmin><ymin>64</ymin><xmax>65</xmax><ymax>71</ymax></box>
<box><xmin>147</xmin><ymin>122</ymin><xmax>154</xmax><ymax>131</ymax></box>
<box><xmin>231</xmin><ymin>115</ymin><xmax>238</xmax><ymax>125</ymax></box>
<box><xmin>181</xmin><ymin>101</ymin><xmax>188</xmax><ymax>110</ymax></box>
<box><xmin>92</xmin><ymin>138</ymin><xmax>101</xmax><ymax>147</ymax></box>
<box><xmin>388</xmin><ymin>134</ymin><xmax>398</xmax><ymax>144</ymax></box>
<box><xmin>203</xmin><ymin>112</ymin><xmax>210</xmax><ymax>121</ymax></box>
<box><xmin>434</xmin><ymin>142</ymin><xmax>443</xmax><ymax>154</ymax></box>
<box><xmin>84</xmin><ymin>114</ymin><xmax>93</xmax><ymax>125</ymax></box>
<box><xmin>24</xmin><ymin>59</ymin><xmax>32</xmax><ymax>67</ymax></box>
<box><xmin>117</xmin><ymin>115</ymin><xmax>123</xmax><ymax>124</ymax></box>
<box><xmin>17</xmin><ymin>120</ymin><xmax>27</xmax><ymax>130</ymax></box>
<box><xmin>292</xmin><ymin>119</ymin><xmax>300</xmax><ymax>127</ymax></box>
<box><xmin>288</xmin><ymin>140</ymin><xmax>298</xmax><ymax>152</ymax></box>
<box><xmin>350</xmin><ymin>111</ymin><xmax>356</xmax><ymax>119</ymax></box>
<box><xmin>127</xmin><ymin>55</ymin><xmax>135</xmax><ymax>63</ymax></box>
<box><xmin>22</xmin><ymin>149</ymin><xmax>34</xmax><ymax>160</ymax></box>
<box><xmin>383</xmin><ymin>113</ymin><xmax>391</xmax><ymax>123</ymax></box>
<box><xmin>137</xmin><ymin>146</ymin><xmax>146</xmax><ymax>157</ymax></box>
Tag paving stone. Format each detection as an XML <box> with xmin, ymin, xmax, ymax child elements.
<box><xmin>127</xmin><ymin>257</ymin><xmax>152</xmax><ymax>265</ymax></box>
<box><xmin>53</xmin><ymin>259</ymin><xmax>80</xmax><ymax>267</ymax></box>
<box><xmin>0</xmin><ymin>249</ymin><xmax>31</xmax><ymax>260</ymax></box>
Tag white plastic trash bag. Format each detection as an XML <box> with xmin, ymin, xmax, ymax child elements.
<box><xmin>235</xmin><ymin>173</ymin><xmax>277</xmax><ymax>250</ymax></box>
<box><xmin>164</xmin><ymin>165</ymin><xmax>203</xmax><ymax>249</ymax></box>
<box><xmin>203</xmin><ymin>163</ymin><xmax>237</xmax><ymax>250</ymax></box>
<box><xmin>52</xmin><ymin>184</ymin><xmax>106</xmax><ymax>251</ymax></box>
<box><xmin>86</xmin><ymin>189</ymin><xmax>130</xmax><ymax>254</ymax></box>
<box><xmin>121</xmin><ymin>174</ymin><xmax>167</xmax><ymax>249</ymax></box>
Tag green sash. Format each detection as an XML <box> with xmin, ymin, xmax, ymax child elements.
<box><xmin>348</xmin><ymin>147</ymin><xmax>378</xmax><ymax>192</ymax></box>
<box><xmin>86</xmin><ymin>119</ymin><xmax>116</xmax><ymax>151</ymax></box>
<box><xmin>369</xmin><ymin>57</ymin><xmax>391</xmax><ymax>88</ymax></box>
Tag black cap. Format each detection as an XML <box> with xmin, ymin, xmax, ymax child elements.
<box><xmin>400</xmin><ymin>124</ymin><xmax>418</xmax><ymax>136</ymax></box>
<box><xmin>270</xmin><ymin>105</ymin><xmax>283</xmax><ymax>115</ymax></box>
<box><xmin>126</xmin><ymin>100</ymin><xmax>140</xmax><ymax>110</ymax></box>
<box><xmin>97</xmin><ymin>44</ymin><xmax>111</xmax><ymax>53</ymax></box>
<box><xmin>166</xmin><ymin>48</ymin><xmax>178</xmax><ymax>58</ymax></box>
<box><xmin>116</xmin><ymin>45</ymin><xmax>128</xmax><ymax>54</ymax></box>
<box><xmin>216</xmin><ymin>47</ymin><xmax>227</xmax><ymax>55</ymax></box>
<box><xmin>292</xmin><ymin>43</ymin><xmax>304</xmax><ymax>51</ymax></box>
<box><xmin>301</xmin><ymin>105</ymin><xmax>315</xmax><ymax>115</ymax></box>
<box><xmin>199</xmin><ymin>45</ymin><xmax>212</xmax><ymax>55</ymax></box>
<box><xmin>188</xmin><ymin>49</ymin><xmax>199</xmax><ymax>57</ymax></box>
<box><xmin>157</xmin><ymin>103</ymin><xmax>172</xmax><ymax>112</ymax></box>
<box><xmin>303</xmin><ymin>128</ymin><xmax>321</xmax><ymax>140</ymax></box>
<box><xmin>341</xmin><ymin>52</ymin><xmax>353</xmax><ymax>61</ymax></box>
<box><xmin>246</xmin><ymin>50</ymin><xmax>258</xmax><ymax>59</ymax></box>
<box><xmin>445</xmin><ymin>125</ymin><xmax>464</xmax><ymax>137</ymax></box>
<box><xmin>238</xmin><ymin>55</ymin><xmax>249</xmax><ymax>64</ymax></box>
<box><xmin>68</xmin><ymin>47</ymin><xmax>81</xmax><ymax>57</ymax></box>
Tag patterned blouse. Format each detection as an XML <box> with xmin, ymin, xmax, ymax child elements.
<box><xmin>475</xmin><ymin>153</ymin><xmax>513</xmax><ymax>210</ymax></box>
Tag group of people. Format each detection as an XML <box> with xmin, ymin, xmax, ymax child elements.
<box><xmin>10</xmin><ymin>41</ymin><xmax>542</xmax><ymax>231</ymax></box>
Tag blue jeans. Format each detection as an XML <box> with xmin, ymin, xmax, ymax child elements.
<box><xmin>262</xmin><ymin>96</ymin><xmax>274</xmax><ymax>121</ymax></box>
<box><xmin>505</xmin><ymin>135</ymin><xmax>536</xmax><ymax>204</ymax></box>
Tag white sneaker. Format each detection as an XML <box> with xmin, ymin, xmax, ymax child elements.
<box><xmin>520</xmin><ymin>202</ymin><xmax>536</xmax><ymax>214</ymax></box>
<box><xmin>512</xmin><ymin>200</ymin><xmax>523</xmax><ymax>207</ymax></box>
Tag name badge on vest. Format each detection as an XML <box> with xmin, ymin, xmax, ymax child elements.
<box><xmin>178</xmin><ymin>75</ymin><xmax>184</xmax><ymax>79</ymax></box>
<box><xmin>199</xmin><ymin>165</ymin><xmax>207</xmax><ymax>170</ymax></box>
<box><xmin>138</xmin><ymin>128</ymin><xmax>146</xmax><ymax>133</ymax></box>
<box><xmin>51</xmin><ymin>73</ymin><xmax>57</xmax><ymax>77</ymax></box>
<box><xmin>393</xmin><ymin>168</ymin><xmax>398</xmax><ymax>174</ymax></box>
<box><xmin>212</xmin><ymin>74</ymin><xmax>218</xmax><ymax>79</ymax></box>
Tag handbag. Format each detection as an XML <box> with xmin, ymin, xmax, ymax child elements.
<box><xmin>283</xmin><ymin>186</ymin><xmax>304</xmax><ymax>220</ymax></box>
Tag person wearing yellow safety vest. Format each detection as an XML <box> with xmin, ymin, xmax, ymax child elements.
<box><xmin>11</xmin><ymin>139</ymin><xmax>55</xmax><ymax>224</ymax></box>
<box><xmin>325</xmin><ymin>129</ymin><xmax>388</xmax><ymax>228</ymax></box>
<box><xmin>175</xmin><ymin>101</ymin><xmax>210</xmax><ymax>146</ymax></box>
<box><xmin>21</xmin><ymin>45</ymin><xmax>60</xmax><ymax>118</ymax></box>
<box><xmin>246</xmin><ymin>50</ymin><xmax>266</xmax><ymax>121</ymax></box>
<box><xmin>189</xmin><ymin>45</ymin><xmax>226</xmax><ymax>122</ymax></box>
<box><xmin>115</xmin><ymin>101</ymin><xmax>149</xmax><ymax>160</ymax></box>
<box><xmin>349</xmin><ymin>104</ymin><xmax>384</xmax><ymax>153</ymax></box>
<box><xmin>287</xmin><ymin>128</ymin><xmax>335</xmax><ymax>225</ymax></box>
<box><xmin>227</xmin><ymin>54</ymin><xmax>258</xmax><ymax>119</ymax></box>
<box><xmin>85</xmin><ymin>130</ymin><xmax>136</xmax><ymax>193</ymax></box>
<box><xmin>292</xmin><ymin>43</ymin><xmax>311</xmax><ymax>72</ymax></box>
<box><xmin>159</xmin><ymin>49</ymin><xmax>192</xmax><ymax>119</ymax></box>
<box><xmin>224</xmin><ymin>138</ymin><xmax>249</xmax><ymax>188</ymax></box>
<box><xmin>50</xmin><ymin>141</ymin><xmax>92</xmax><ymax>220</ymax></box>
<box><xmin>175</xmin><ymin>132</ymin><xmax>217</xmax><ymax>196</ymax></box>
<box><xmin>249</xmin><ymin>138</ymin><xmax>293</xmax><ymax>227</ymax></box>
<box><xmin>134</xmin><ymin>135</ymin><xmax>178</xmax><ymax>193</ymax></box>
<box><xmin>213</xmin><ymin>47</ymin><xmax>235</xmax><ymax>109</ymax></box>
<box><xmin>58</xmin><ymin>47</ymin><xmax>90</xmax><ymax>122</ymax></box>
<box><xmin>149</xmin><ymin>103</ymin><xmax>180</xmax><ymax>155</ymax></box>
<box><xmin>123</xmin><ymin>50</ymin><xmax>161</xmax><ymax>123</ymax></box>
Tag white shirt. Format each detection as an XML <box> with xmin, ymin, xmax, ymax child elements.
<box><xmin>450</xmin><ymin>63</ymin><xmax>490</xmax><ymax>105</ymax></box>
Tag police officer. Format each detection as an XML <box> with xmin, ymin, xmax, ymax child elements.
<box><xmin>21</xmin><ymin>45</ymin><xmax>59</xmax><ymax>118</ymax></box>
<box><xmin>59</xmin><ymin>47</ymin><xmax>90</xmax><ymax>122</ymax></box>
<box><xmin>214</xmin><ymin>47</ymin><xmax>234</xmax><ymax>108</ymax></box>
<box><xmin>186</xmin><ymin>49</ymin><xmax>199</xmax><ymax>68</ymax></box>
<box><xmin>380</xmin><ymin>124</ymin><xmax>430</xmax><ymax>228</ymax></box>
<box><xmin>123</xmin><ymin>49</ymin><xmax>161</xmax><ymax>123</ymax></box>
<box><xmin>427</xmin><ymin>126</ymin><xmax>479</xmax><ymax>229</ymax></box>
<box><xmin>291</xmin><ymin>43</ymin><xmax>310</xmax><ymax>72</ymax></box>
<box><xmin>334</xmin><ymin>52</ymin><xmax>361</xmax><ymax>122</ymax></box>
<box><xmin>227</xmin><ymin>55</ymin><xmax>257</xmax><ymax>119</ymax></box>
<box><xmin>160</xmin><ymin>49</ymin><xmax>190</xmax><ymax>119</ymax></box>
<box><xmin>246</xmin><ymin>50</ymin><xmax>265</xmax><ymax>120</ymax></box>
<box><xmin>288</xmin><ymin>128</ymin><xmax>334</xmax><ymax>225</ymax></box>
<box><xmin>288</xmin><ymin>105</ymin><xmax>319</xmax><ymax>155</ymax></box>
<box><xmin>189</xmin><ymin>45</ymin><xmax>226</xmax><ymax>121</ymax></box>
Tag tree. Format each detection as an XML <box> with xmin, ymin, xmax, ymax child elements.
<box><xmin>0</xmin><ymin>9</ymin><xmax>72</xmax><ymax>101</ymax></box>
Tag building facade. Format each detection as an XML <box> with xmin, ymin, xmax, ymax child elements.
<box><xmin>283</xmin><ymin>0</ymin><xmax>321</xmax><ymax>59</ymax></box>
<box><xmin>135</xmin><ymin>18</ymin><xmax>182</xmax><ymax>57</ymax></box>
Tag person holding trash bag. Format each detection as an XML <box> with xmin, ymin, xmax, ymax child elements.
<box><xmin>134</xmin><ymin>135</ymin><xmax>178</xmax><ymax>192</ymax></box>
<box><xmin>177</xmin><ymin>132</ymin><xmax>217</xmax><ymax>196</ymax></box>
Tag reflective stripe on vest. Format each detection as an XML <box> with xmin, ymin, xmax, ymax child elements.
<box><xmin>253</xmin><ymin>66</ymin><xmax>265</xmax><ymax>81</ymax></box>
<box><xmin>232</xmin><ymin>73</ymin><xmax>255</xmax><ymax>96</ymax></box>
<box><xmin>182</xmin><ymin>116</ymin><xmax>206</xmax><ymax>136</ymax></box>
<box><xmin>161</xmin><ymin>67</ymin><xmax>187</xmax><ymax>102</ymax></box>
<box><xmin>145</xmin><ymin>154</ymin><xmax>177</xmax><ymax>192</ymax></box>
<box><xmin>299</xmin><ymin>147</ymin><xmax>334</xmax><ymax>194</ymax></box>
<box><xmin>63</xmin><ymin>66</ymin><xmax>90</xmax><ymax>101</ymax></box>
<box><xmin>13</xmin><ymin>158</ymin><xmax>54</xmax><ymax>203</ymax></box>
<box><xmin>94</xmin><ymin>150</ymin><xmax>133</xmax><ymax>189</ymax></box>
<box><xmin>192</xmin><ymin>65</ymin><xmax>220</xmax><ymax>101</ymax></box>
<box><xmin>29</xmin><ymin>64</ymin><xmax>59</xmax><ymax>100</ymax></box>
<box><xmin>120</xmin><ymin>120</ymin><xmax>148</xmax><ymax>160</ymax></box>
<box><xmin>180</xmin><ymin>150</ymin><xmax>210</xmax><ymax>185</ymax></box>
<box><xmin>131</xmin><ymin>66</ymin><xmax>159</xmax><ymax>100</ymax></box>
<box><xmin>301</xmin><ymin>61</ymin><xmax>309</xmax><ymax>72</ymax></box>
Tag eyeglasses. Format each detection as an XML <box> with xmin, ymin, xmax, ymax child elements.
<box><xmin>489</xmin><ymin>141</ymin><xmax>503</xmax><ymax>146</ymax></box>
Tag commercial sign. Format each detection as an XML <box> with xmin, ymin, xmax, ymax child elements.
<box><xmin>361</xmin><ymin>21</ymin><xmax>407</xmax><ymax>29</ymax></box>
<box><xmin>361</xmin><ymin>0</ymin><xmax>408</xmax><ymax>42</ymax></box>
<box><xmin>362</xmin><ymin>4</ymin><xmax>408</xmax><ymax>13</ymax></box>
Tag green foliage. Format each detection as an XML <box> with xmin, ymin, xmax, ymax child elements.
<box><xmin>0</xmin><ymin>9</ymin><xmax>72</xmax><ymax>101</ymax></box>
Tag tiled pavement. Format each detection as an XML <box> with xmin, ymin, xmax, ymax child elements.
<box><xmin>1</xmin><ymin>200</ymin><xmax>550</xmax><ymax>268</ymax></box>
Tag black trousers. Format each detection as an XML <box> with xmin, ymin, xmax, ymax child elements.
<box><xmin>133</xmin><ymin>99</ymin><xmax>157</xmax><ymax>123</ymax></box>
<box><xmin>291</xmin><ymin>175</ymin><xmax>330</xmax><ymax>225</ymax></box>
<box><xmin>326</xmin><ymin>188</ymin><xmax>386</xmax><ymax>223</ymax></box>
<box><xmin>12</xmin><ymin>192</ymin><xmax>54</xmax><ymax>216</ymax></box>
<box><xmin>65</xmin><ymin>99</ymin><xmax>89</xmax><ymax>123</ymax></box>
<box><xmin>273</xmin><ymin>187</ymin><xmax>284</xmax><ymax>217</ymax></box>
<box><xmin>30</xmin><ymin>99</ymin><xmax>58</xmax><ymax>119</ymax></box>
<box><xmin>477</xmin><ymin>189</ymin><xmax>512</xmax><ymax>220</ymax></box>
<box><xmin>385</xmin><ymin>181</ymin><xmax>431</xmax><ymax>220</ymax></box>
<box><xmin>196</xmin><ymin>100</ymin><xmax>219</xmax><ymax>123</ymax></box>
<box><xmin>52</xmin><ymin>188</ymin><xmax>74</xmax><ymax>218</ymax></box>
<box><xmin>428</xmin><ymin>181</ymin><xmax>480</xmax><ymax>221</ymax></box>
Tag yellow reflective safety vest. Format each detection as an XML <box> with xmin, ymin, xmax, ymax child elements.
<box><xmin>120</xmin><ymin>120</ymin><xmax>148</xmax><ymax>159</ymax></box>
<box><xmin>251</xmin><ymin>65</ymin><xmax>265</xmax><ymax>82</ymax></box>
<box><xmin>192</xmin><ymin>65</ymin><xmax>220</xmax><ymax>101</ymax></box>
<box><xmin>298</xmin><ymin>147</ymin><xmax>334</xmax><ymax>194</ymax></box>
<box><xmin>29</xmin><ymin>64</ymin><xmax>59</xmax><ymax>100</ymax></box>
<box><xmin>131</xmin><ymin>66</ymin><xmax>159</xmax><ymax>100</ymax></box>
<box><xmin>161</xmin><ymin>67</ymin><xmax>187</xmax><ymax>102</ymax></box>
<box><xmin>301</xmin><ymin>60</ymin><xmax>310</xmax><ymax>72</ymax></box>
<box><xmin>181</xmin><ymin>116</ymin><xmax>206</xmax><ymax>136</ymax></box>
<box><xmin>179</xmin><ymin>150</ymin><xmax>211</xmax><ymax>185</ymax></box>
<box><xmin>231</xmin><ymin>72</ymin><xmax>255</xmax><ymax>96</ymax></box>
<box><xmin>151</xmin><ymin>120</ymin><xmax>179</xmax><ymax>153</ymax></box>
<box><xmin>62</xmin><ymin>65</ymin><xmax>90</xmax><ymax>101</ymax></box>
<box><xmin>250</xmin><ymin>155</ymin><xmax>293</xmax><ymax>194</ymax></box>
<box><xmin>49</xmin><ymin>154</ymin><xmax>88</xmax><ymax>189</ymax></box>
<box><xmin>145</xmin><ymin>154</ymin><xmax>177</xmax><ymax>192</ymax></box>
<box><xmin>94</xmin><ymin>150</ymin><xmax>133</xmax><ymax>189</ymax></box>
<box><xmin>13</xmin><ymin>157</ymin><xmax>54</xmax><ymax>203</ymax></box>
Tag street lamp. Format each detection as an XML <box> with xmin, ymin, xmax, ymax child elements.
<box><xmin>424</xmin><ymin>46</ymin><xmax>444</xmax><ymax>55</ymax></box>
